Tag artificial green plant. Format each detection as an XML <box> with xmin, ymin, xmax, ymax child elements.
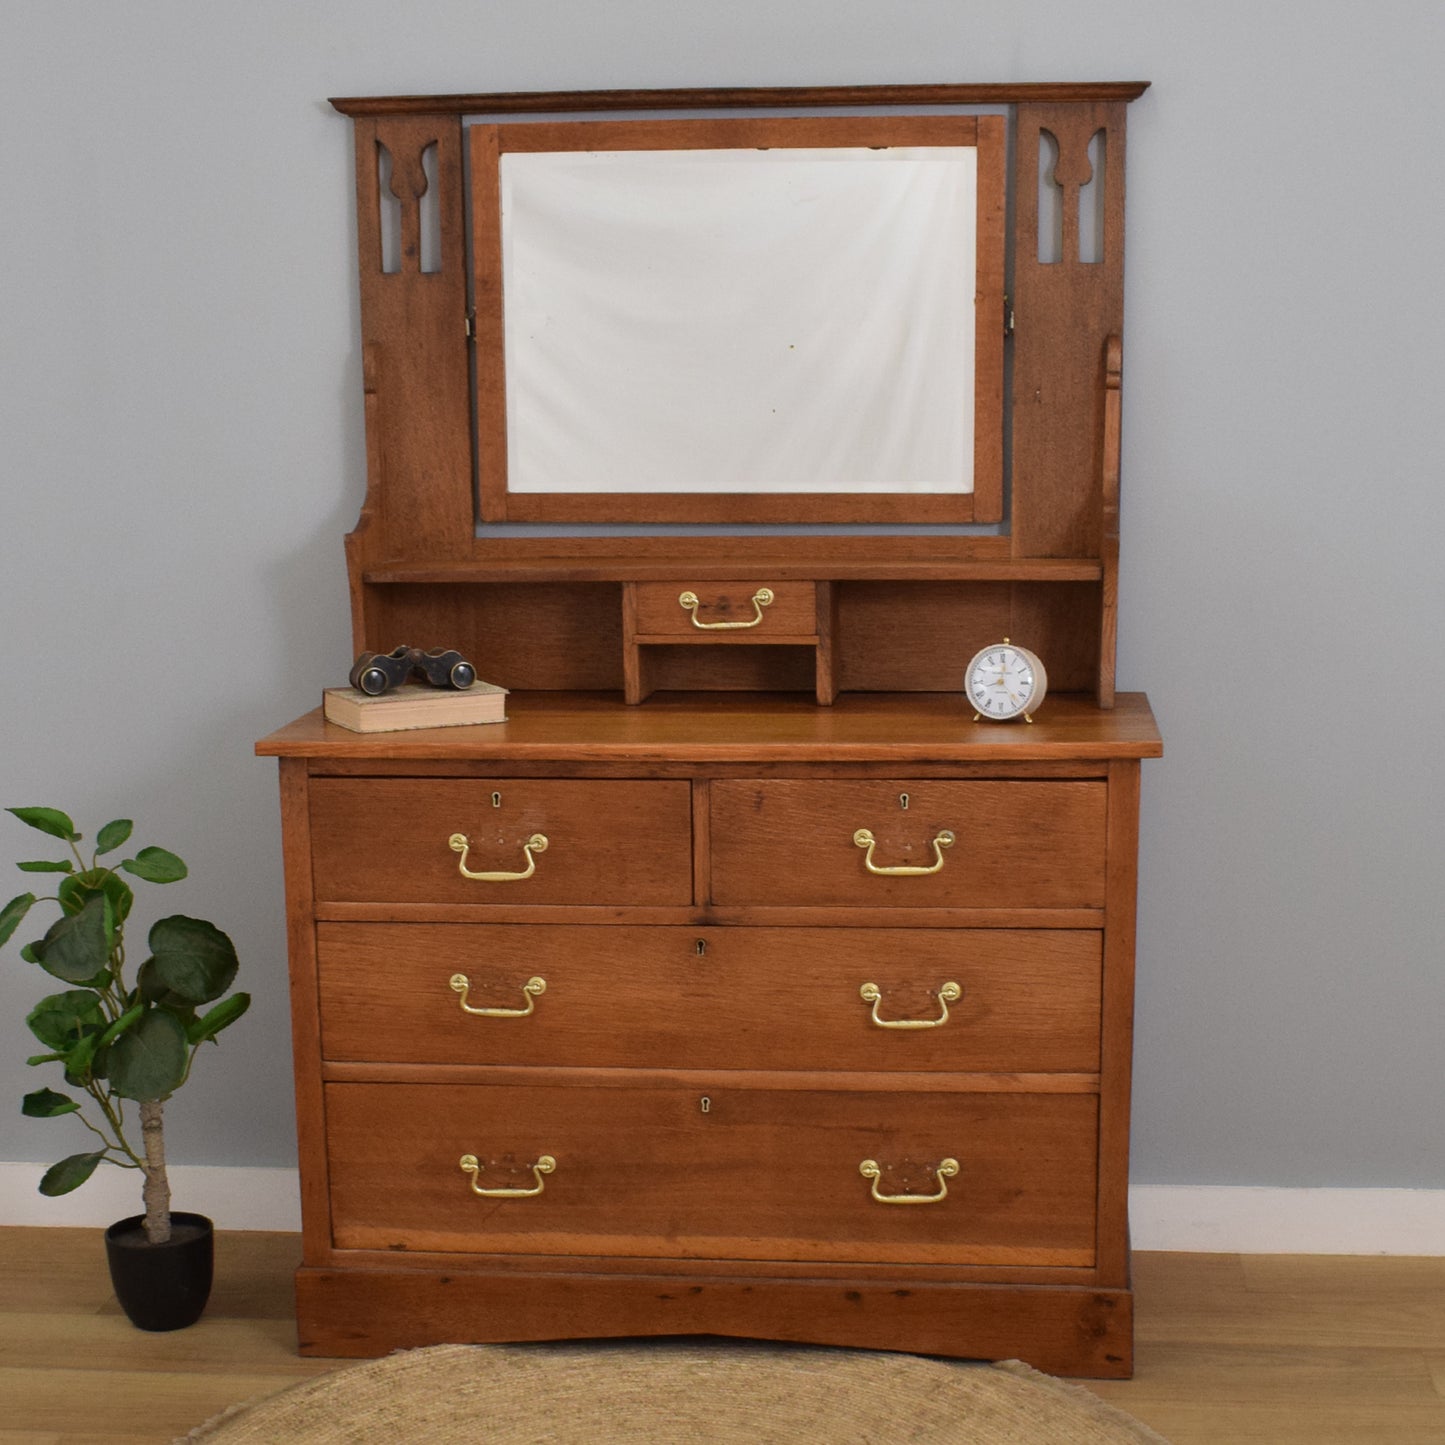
<box><xmin>1</xmin><ymin>807</ymin><xmax>249</xmax><ymax>1244</ymax></box>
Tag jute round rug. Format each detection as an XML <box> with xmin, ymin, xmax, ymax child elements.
<box><xmin>180</xmin><ymin>1341</ymin><xmax>1169</xmax><ymax>1443</ymax></box>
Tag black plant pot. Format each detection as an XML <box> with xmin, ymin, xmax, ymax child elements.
<box><xmin>104</xmin><ymin>1211</ymin><xmax>214</xmax><ymax>1331</ymax></box>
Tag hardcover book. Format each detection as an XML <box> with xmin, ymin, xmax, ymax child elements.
<box><xmin>322</xmin><ymin>681</ymin><xmax>508</xmax><ymax>733</ymax></box>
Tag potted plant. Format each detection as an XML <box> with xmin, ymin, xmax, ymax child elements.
<box><xmin>1</xmin><ymin>806</ymin><xmax>249</xmax><ymax>1330</ymax></box>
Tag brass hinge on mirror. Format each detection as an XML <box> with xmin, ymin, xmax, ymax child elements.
<box><xmin>1004</xmin><ymin>295</ymin><xmax>1015</xmax><ymax>337</ymax></box>
<box><xmin>465</xmin><ymin>309</ymin><xmax>477</xmax><ymax>340</ymax></box>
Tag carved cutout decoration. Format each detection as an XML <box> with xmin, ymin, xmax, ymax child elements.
<box><xmin>376</xmin><ymin>135</ymin><xmax>441</xmax><ymax>276</ymax></box>
<box><xmin>419</xmin><ymin>142</ymin><xmax>440</xmax><ymax>274</ymax></box>
<box><xmin>1037</xmin><ymin>130</ymin><xmax>1062</xmax><ymax>265</ymax></box>
<box><xmin>1079</xmin><ymin>130</ymin><xmax>1107</xmax><ymax>264</ymax></box>
<box><xmin>376</xmin><ymin>143</ymin><xmax>401</xmax><ymax>274</ymax></box>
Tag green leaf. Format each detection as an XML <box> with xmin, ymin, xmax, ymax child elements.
<box><xmin>39</xmin><ymin>1152</ymin><xmax>105</xmax><ymax>1196</ymax></box>
<box><xmin>94</xmin><ymin>1002</ymin><xmax>146</xmax><ymax>1053</ymax></box>
<box><xmin>31</xmin><ymin>897</ymin><xmax>110</xmax><ymax>983</ymax></box>
<box><xmin>120</xmin><ymin>847</ymin><xmax>187</xmax><ymax>884</ymax></box>
<box><xmin>20</xmin><ymin>941</ymin><xmax>41</xmax><ymax>963</ymax></box>
<box><xmin>95</xmin><ymin>819</ymin><xmax>134</xmax><ymax>855</ymax></box>
<box><xmin>64</xmin><ymin>1028</ymin><xmax>103</xmax><ymax>1082</ymax></box>
<box><xmin>7</xmin><ymin>807</ymin><xmax>78</xmax><ymax>842</ymax></box>
<box><xmin>189</xmin><ymin>992</ymin><xmax>251</xmax><ymax>1044</ymax></box>
<box><xmin>27</xmin><ymin>990</ymin><xmax>107</xmax><ymax>1051</ymax></box>
<box><xmin>26</xmin><ymin>1051</ymin><xmax>65</xmax><ymax>1066</ymax></box>
<box><xmin>59</xmin><ymin>869</ymin><xmax>133</xmax><ymax>924</ymax></box>
<box><xmin>144</xmin><ymin>915</ymin><xmax>238</xmax><ymax>1004</ymax></box>
<box><xmin>107</xmin><ymin>1008</ymin><xmax>188</xmax><ymax>1100</ymax></box>
<box><xmin>17</xmin><ymin>860</ymin><xmax>73</xmax><ymax>873</ymax></box>
<box><xmin>0</xmin><ymin>892</ymin><xmax>37</xmax><ymax>948</ymax></box>
<box><xmin>23</xmin><ymin>1088</ymin><xmax>80</xmax><ymax>1118</ymax></box>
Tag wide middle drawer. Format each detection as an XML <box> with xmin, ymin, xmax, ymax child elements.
<box><xmin>315</xmin><ymin>924</ymin><xmax>1102</xmax><ymax>1072</ymax></box>
<box><xmin>309</xmin><ymin>778</ymin><xmax>693</xmax><ymax>905</ymax></box>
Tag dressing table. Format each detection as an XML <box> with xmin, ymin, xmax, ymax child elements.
<box><xmin>257</xmin><ymin>81</ymin><xmax>1160</xmax><ymax>1377</ymax></box>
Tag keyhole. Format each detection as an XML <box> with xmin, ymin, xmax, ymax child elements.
<box><xmin>700</xmin><ymin>1096</ymin><xmax>711</xmax><ymax>1114</ymax></box>
<box><xmin>695</xmin><ymin>939</ymin><xmax>707</xmax><ymax>957</ymax></box>
<box><xmin>492</xmin><ymin>792</ymin><xmax>502</xmax><ymax>809</ymax></box>
<box><xmin>899</xmin><ymin>793</ymin><xmax>910</xmax><ymax>811</ymax></box>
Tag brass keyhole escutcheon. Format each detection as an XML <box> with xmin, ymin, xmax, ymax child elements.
<box><xmin>695</xmin><ymin>938</ymin><xmax>707</xmax><ymax>957</ymax></box>
<box><xmin>491</xmin><ymin>791</ymin><xmax>502</xmax><ymax>808</ymax></box>
<box><xmin>899</xmin><ymin>793</ymin><xmax>910</xmax><ymax>810</ymax></box>
<box><xmin>700</xmin><ymin>1096</ymin><xmax>711</xmax><ymax>1114</ymax></box>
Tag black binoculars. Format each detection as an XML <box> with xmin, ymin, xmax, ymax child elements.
<box><xmin>348</xmin><ymin>646</ymin><xmax>478</xmax><ymax>696</ymax></box>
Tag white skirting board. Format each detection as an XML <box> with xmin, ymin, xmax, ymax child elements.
<box><xmin>1</xmin><ymin>1165</ymin><xmax>1443</xmax><ymax>1253</ymax></box>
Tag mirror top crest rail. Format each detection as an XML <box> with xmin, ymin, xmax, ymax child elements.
<box><xmin>330</xmin><ymin>81</ymin><xmax>1150</xmax><ymax>116</ymax></box>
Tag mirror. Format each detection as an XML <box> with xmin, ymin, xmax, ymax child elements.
<box><xmin>471</xmin><ymin>115</ymin><xmax>1005</xmax><ymax>525</ymax></box>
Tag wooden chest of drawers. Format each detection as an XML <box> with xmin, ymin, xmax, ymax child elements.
<box><xmin>258</xmin><ymin>691</ymin><xmax>1159</xmax><ymax>1377</ymax></box>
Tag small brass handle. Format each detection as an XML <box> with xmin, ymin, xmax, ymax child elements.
<box><xmin>450</xmin><ymin>973</ymin><xmax>547</xmax><ymax>1017</ymax></box>
<box><xmin>853</xmin><ymin>828</ymin><xmax>955</xmax><ymax>875</ymax></box>
<box><xmin>859</xmin><ymin>981</ymin><xmax>962</xmax><ymax>1029</ymax></box>
<box><xmin>678</xmin><ymin>587</ymin><xmax>774</xmax><ymax>630</ymax></box>
<box><xmin>859</xmin><ymin>1157</ymin><xmax>960</xmax><ymax>1205</ymax></box>
<box><xmin>449</xmin><ymin>832</ymin><xmax>548</xmax><ymax>882</ymax></box>
<box><xmin>459</xmin><ymin>1153</ymin><xmax>556</xmax><ymax>1198</ymax></box>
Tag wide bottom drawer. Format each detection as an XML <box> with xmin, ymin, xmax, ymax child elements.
<box><xmin>325</xmin><ymin>1080</ymin><xmax>1098</xmax><ymax>1268</ymax></box>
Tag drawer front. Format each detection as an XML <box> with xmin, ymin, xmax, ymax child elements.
<box><xmin>309</xmin><ymin>778</ymin><xmax>692</xmax><ymax>905</ymax></box>
<box><xmin>317</xmin><ymin>924</ymin><xmax>1102</xmax><ymax>1073</ymax></box>
<box><xmin>709</xmin><ymin>779</ymin><xmax>1107</xmax><ymax>908</ymax></box>
<box><xmin>326</xmin><ymin>1081</ymin><xmax>1098</xmax><ymax>1267</ymax></box>
<box><xmin>633</xmin><ymin>581</ymin><xmax>816</xmax><ymax>638</ymax></box>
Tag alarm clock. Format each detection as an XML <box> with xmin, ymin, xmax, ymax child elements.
<box><xmin>964</xmin><ymin>639</ymin><xmax>1047</xmax><ymax>722</ymax></box>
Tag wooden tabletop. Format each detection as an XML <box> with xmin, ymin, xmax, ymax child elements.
<box><xmin>257</xmin><ymin>691</ymin><xmax>1161</xmax><ymax>763</ymax></box>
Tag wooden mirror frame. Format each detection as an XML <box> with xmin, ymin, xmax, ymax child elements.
<box><xmin>471</xmin><ymin>114</ymin><xmax>1006</xmax><ymax>526</ymax></box>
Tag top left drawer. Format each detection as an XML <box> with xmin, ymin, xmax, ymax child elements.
<box><xmin>309</xmin><ymin>778</ymin><xmax>693</xmax><ymax>905</ymax></box>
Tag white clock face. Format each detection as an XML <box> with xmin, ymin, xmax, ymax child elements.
<box><xmin>965</xmin><ymin>643</ymin><xmax>1045</xmax><ymax>720</ymax></box>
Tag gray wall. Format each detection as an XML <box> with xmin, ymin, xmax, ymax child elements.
<box><xmin>2</xmin><ymin>2</ymin><xmax>1442</xmax><ymax>1196</ymax></box>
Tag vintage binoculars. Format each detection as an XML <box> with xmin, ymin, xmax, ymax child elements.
<box><xmin>348</xmin><ymin>646</ymin><xmax>477</xmax><ymax>696</ymax></box>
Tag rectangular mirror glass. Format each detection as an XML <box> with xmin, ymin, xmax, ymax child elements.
<box><xmin>471</xmin><ymin>116</ymin><xmax>1005</xmax><ymax>525</ymax></box>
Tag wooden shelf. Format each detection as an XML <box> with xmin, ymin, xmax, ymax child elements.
<box><xmin>362</xmin><ymin>558</ymin><xmax>1105</xmax><ymax>585</ymax></box>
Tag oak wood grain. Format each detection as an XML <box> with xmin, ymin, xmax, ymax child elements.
<box><xmin>329</xmin><ymin>81</ymin><xmax>1152</xmax><ymax>118</ymax></box>
<box><xmin>322</xmin><ymin>1080</ymin><xmax>1098</xmax><ymax>1266</ymax></box>
<box><xmin>314</xmin><ymin>923</ymin><xmax>1103</xmax><ymax>1072</ymax></box>
<box><xmin>709</xmin><ymin>777</ymin><xmax>1107</xmax><ymax>908</ymax></box>
<box><xmin>257</xmin><ymin>691</ymin><xmax>1163</xmax><ymax>763</ymax></box>
<box><xmin>308</xmin><ymin>777</ymin><xmax>693</xmax><ymax>906</ymax></box>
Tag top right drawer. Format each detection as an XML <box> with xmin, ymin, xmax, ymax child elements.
<box><xmin>709</xmin><ymin>779</ymin><xmax>1107</xmax><ymax>909</ymax></box>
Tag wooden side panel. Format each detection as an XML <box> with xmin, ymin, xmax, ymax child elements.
<box><xmin>1097</xmin><ymin>336</ymin><xmax>1123</xmax><ymax>707</ymax></box>
<box><xmin>1011</xmin><ymin>102</ymin><xmax>1128</xmax><ymax>559</ymax></box>
<box><xmin>351</xmin><ymin>115</ymin><xmax>473</xmax><ymax>561</ymax></box>
<box><xmin>1096</xmin><ymin>760</ymin><xmax>1141</xmax><ymax>1283</ymax></box>
<box><xmin>276</xmin><ymin>760</ymin><xmax>332</xmax><ymax>1263</ymax></box>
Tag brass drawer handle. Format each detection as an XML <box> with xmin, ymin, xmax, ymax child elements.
<box><xmin>449</xmin><ymin>831</ymin><xmax>548</xmax><ymax>882</ymax></box>
<box><xmin>859</xmin><ymin>981</ymin><xmax>962</xmax><ymax>1029</ymax></box>
<box><xmin>853</xmin><ymin>828</ymin><xmax>955</xmax><ymax>875</ymax></box>
<box><xmin>678</xmin><ymin>586</ymin><xmax>774</xmax><ymax>630</ymax></box>
<box><xmin>450</xmin><ymin>973</ymin><xmax>547</xmax><ymax>1017</ymax></box>
<box><xmin>459</xmin><ymin>1153</ymin><xmax>556</xmax><ymax>1198</ymax></box>
<box><xmin>859</xmin><ymin>1157</ymin><xmax>959</xmax><ymax>1206</ymax></box>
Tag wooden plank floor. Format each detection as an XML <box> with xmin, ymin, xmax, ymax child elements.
<box><xmin>2</xmin><ymin>1229</ymin><xmax>1442</xmax><ymax>1443</ymax></box>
